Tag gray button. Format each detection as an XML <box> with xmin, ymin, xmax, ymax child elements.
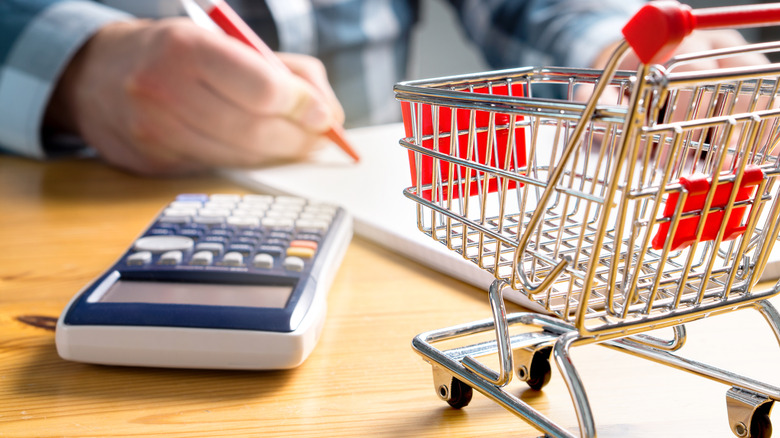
<box><xmin>221</xmin><ymin>251</ymin><xmax>244</xmax><ymax>266</ymax></box>
<box><xmin>158</xmin><ymin>250</ymin><xmax>183</xmax><ymax>265</ymax></box>
<box><xmin>195</xmin><ymin>242</ymin><xmax>224</xmax><ymax>255</ymax></box>
<box><xmin>227</xmin><ymin>216</ymin><xmax>260</xmax><ymax>227</ymax></box>
<box><xmin>126</xmin><ymin>251</ymin><xmax>152</xmax><ymax>266</ymax></box>
<box><xmin>190</xmin><ymin>250</ymin><xmax>214</xmax><ymax>266</ymax></box>
<box><xmin>283</xmin><ymin>256</ymin><xmax>305</xmax><ymax>272</ymax></box>
<box><xmin>134</xmin><ymin>235</ymin><xmax>194</xmax><ymax>253</ymax></box>
<box><xmin>252</xmin><ymin>253</ymin><xmax>274</xmax><ymax>269</ymax></box>
<box><xmin>193</xmin><ymin>216</ymin><xmax>225</xmax><ymax>225</ymax></box>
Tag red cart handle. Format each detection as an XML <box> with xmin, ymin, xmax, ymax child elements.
<box><xmin>622</xmin><ymin>1</ymin><xmax>780</xmax><ymax>65</ymax></box>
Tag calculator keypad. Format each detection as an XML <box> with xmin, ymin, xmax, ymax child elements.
<box><xmin>125</xmin><ymin>194</ymin><xmax>338</xmax><ymax>272</ymax></box>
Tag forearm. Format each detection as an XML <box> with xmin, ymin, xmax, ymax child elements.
<box><xmin>0</xmin><ymin>0</ymin><xmax>131</xmax><ymax>158</ymax></box>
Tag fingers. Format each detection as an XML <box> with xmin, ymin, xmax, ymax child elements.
<box><xmin>707</xmin><ymin>29</ymin><xmax>770</xmax><ymax>68</ymax></box>
<box><xmin>93</xmin><ymin>97</ymin><xmax>326</xmax><ymax>175</ymax></box>
<box><xmin>59</xmin><ymin>18</ymin><xmax>338</xmax><ymax>175</ymax></box>
<box><xmin>193</xmin><ymin>31</ymin><xmax>338</xmax><ymax>132</ymax></box>
<box><xmin>278</xmin><ymin>52</ymin><xmax>346</xmax><ymax>125</ymax></box>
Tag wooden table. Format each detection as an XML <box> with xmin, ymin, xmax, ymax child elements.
<box><xmin>2</xmin><ymin>155</ymin><xmax>780</xmax><ymax>437</ymax></box>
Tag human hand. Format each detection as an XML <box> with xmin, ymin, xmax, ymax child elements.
<box><xmin>575</xmin><ymin>29</ymin><xmax>771</xmax><ymax>104</ymax></box>
<box><xmin>578</xmin><ymin>29</ymin><xmax>777</xmax><ymax>174</ymax></box>
<box><xmin>45</xmin><ymin>18</ymin><xmax>345</xmax><ymax>175</ymax></box>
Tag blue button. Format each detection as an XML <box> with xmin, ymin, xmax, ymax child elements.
<box><xmin>228</xmin><ymin>244</ymin><xmax>255</xmax><ymax>254</ymax></box>
<box><xmin>256</xmin><ymin>245</ymin><xmax>284</xmax><ymax>257</ymax></box>
<box><xmin>179</xmin><ymin>228</ymin><xmax>203</xmax><ymax>238</ymax></box>
<box><xmin>263</xmin><ymin>238</ymin><xmax>288</xmax><ymax>247</ymax></box>
<box><xmin>176</xmin><ymin>193</ymin><xmax>209</xmax><ymax>202</ymax></box>
<box><xmin>210</xmin><ymin>228</ymin><xmax>233</xmax><ymax>237</ymax></box>
<box><xmin>234</xmin><ymin>236</ymin><xmax>259</xmax><ymax>246</ymax></box>
<box><xmin>295</xmin><ymin>233</ymin><xmax>322</xmax><ymax>242</ymax></box>
<box><xmin>269</xmin><ymin>231</ymin><xmax>292</xmax><ymax>240</ymax></box>
<box><xmin>203</xmin><ymin>235</ymin><xmax>229</xmax><ymax>244</ymax></box>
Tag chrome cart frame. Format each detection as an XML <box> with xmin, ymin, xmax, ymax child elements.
<box><xmin>394</xmin><ymin>2</ymin><xmax>780</xmax><ymax>436</ymax></box>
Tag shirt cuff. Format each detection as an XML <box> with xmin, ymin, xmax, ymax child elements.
<box><xmin>0</xmin><ymin>1</ymin><xmax>131</xmax><ymax>159</ymax></box>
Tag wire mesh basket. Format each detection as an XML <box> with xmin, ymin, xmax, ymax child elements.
<box><xmin>394</xmin><ymin>2</ymin><xmax>780</xmax><ymax>437</ymax></box>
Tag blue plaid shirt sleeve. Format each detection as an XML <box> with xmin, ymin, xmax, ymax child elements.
<box><xmin>448</xmin><ymin>0</ymin><xmax>643</xmax><ymax>70</ymax></box>
<box><xmin>0</xmin><ymin>0</ymin><xmax>644</xmax><ymax>159</ymax></box>
<box><xmin>0</xmin><ymin>0</ymin><xmax>130</xmax><ymax>158</ymax></box>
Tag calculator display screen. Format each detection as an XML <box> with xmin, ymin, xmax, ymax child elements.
<box><xmin>99</xmin><ymin>280</ymin><xmax>293</xmax><ymax>309</ymax></box>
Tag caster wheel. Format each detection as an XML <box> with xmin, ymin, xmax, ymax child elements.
<box><xmin>445</xmin><ymin>378</ymin><xmax>473</xmax><ymax>409</ymax></box>
<box><xmin>526</xmin><ymin>348</ymin><xmax>552</xmax><ymax>391</ymax></box>
<box><xmin>750</xmin><ymin>410</ymin><xmax>772</xmax><ymax>438</ymax></box>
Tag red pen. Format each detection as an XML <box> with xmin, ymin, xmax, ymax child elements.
<box><xmin>191</xmin><ymin>0</ymin><xmax>360</xmax><ymax>162</ymax></box>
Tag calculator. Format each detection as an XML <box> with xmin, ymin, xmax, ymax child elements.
<box><xmin>55</xmin><ymin>193</ymin><xmax>352</xmax><ymax>369</ymax></box>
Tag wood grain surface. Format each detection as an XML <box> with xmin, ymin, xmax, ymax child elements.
<box><xmin>2</xmin><ymin>155</ymin><xmax>780</xmax><ymax>437</ymax></box>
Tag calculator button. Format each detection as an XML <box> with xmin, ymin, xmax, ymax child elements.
<box><xmin>198</xmin><ymin>208</ymin><xmax>231</xmax><ymax>218</ymax></box>
<box><xmin>190</xmin><ymin>250</ymin><xmax>214</xmax><ymax>266</ymax></box>
<box><xmin>294</xmin><ymin>233</ymin><xmax>321</xmax><ymax>243</ymax></box>
<box><xmin>304</xmin><ymin>204</ymin><xmax>337</xmax><ymax>214</ymax></box>
<box><xmin>270</xmin><ymin>203</ymin><xmax>303</xmax><ymax>213</ymax></box>
<box><xmin>209</xmin><ymin>228</ymin><xmax>233</xmax><ymax>237</ymax></box>
<box><xmin>178</xmin><ymin>228</ymin><xmax>203</xmax><ymax>238</ymax></box>
<box><xmin>210</xmin><ymin>194</ymin><xmax>242</xmax><ymax>203</ymax></box>
<box><xmin>289</xmin><ymin>240</ymin><xmax>318</xmax><ymax>251</ymax></box>
<box><xmin>263</xmin><ymin>238</ymin><xmax>288</xmax><ymax>247</ymax></box>
<box><xmin>134</xmin><ymin>235</ymin><xmax>194</xmax><ymax>253</ymax></box>
<box><xmin>153</xmin><ymin>222</ymin><xmax>179</xmax><ymax>229</ymax></box>
<box><xmin>268</xmin><ymin>231</ymin><xmax>292</xmax><ymax>240</ymax></box>
<box><xmin>231</xmin><ymin>209</ymin><xmax>265</xmax><ymax>218</ymax></box>
<box><xmin>176</xmin><ymin>193</ymin><xmax>209</xmax><ymax>202</ymax></box>
<box><xmin>265</xmin><ymin>210</ymin><xmax>299</xmax><ymax>220</ymax></box>
<box><xmin>234</xmin><ymin>236</ymin><xmax>259</xmax><ymax>246</ymax></box>
<box><xmin>252</xmin><ymin>253</ymin><xmax>274</xmax><ymax>269</ymax></box>
<box><xmin>298</xmin><ymin>212</ymin><xmax>333</xmax><ymax>222</ymax></box>
<box><xmin>227</xmin><ymin>216</ymin><xmax>261</xmax><ymax>228</ymax></box>
<box><xmin>243</xmin><ymin>194</ymin><xmax>273</xmax><ymax>204</ymax></box>
<box><xmin>195</xmin><ymin>242</ymin><xmax>224</xmax><ymax>255</ymax></box>
<box><xmin>228</xmin><ymin>243</ymin><xmax>254</xmax><ymax>254</ymax></box>
<box><xmin>158</xmin><ymin>250</ymin><xmax>183</xmax><ymax>265</ymax></box>
<box><xmin>240</xmin><ymin>230</ymin><xmax>263</xmax><ymax>238</ymax></box>
<box><xmin>221</xmin><ymin>251</ymin><xmax>244</xmax><ymax>266</ymax></box>
<box><xmin>203</xmin><ymin>235</ymin><xmax>229</xmax><ymax>245</ymax></box>
<box><xmin>158</xmin><ymin>215</ymin><xmax>191</xmax><ymax>224</ymax></box>
<box><xmin>286</xmin><ymin>247</ymin><xmax>315</xmax><ymax>259</ymax></box>
<box><xmin>236</xmin><ymin>201</ymin><xmax>273</xmax><ymax>210</ymax></box>
<box><xmin>256</xmin><ymin>245</ymin><xmax>284</xmax><ymax>257</ymax></box>
<box><xmin>275</xmin><ymin>196</ymin><xmax>306</xmax><ymax>206</ymax></box>
<box><xmin>283</xmin><ymin>256</ymin><xmax>305</xmax><ymax>271</ymax></box>
<box><xmin>169</xmin><ymin>200</ymin><xmax>203</xmax><ymax>209</ymax></box>
<box><xmin>148</xmin><ymin>228</ymin><xmax>175</xmax><ymax>235</ymax></box>
<box><xmin>295</xmin><ymin>219</ymin><xmax>329</xmax><ymax>233</ymax></box>
<box><xmin>261</xmin><ymin>217</ymin><xmax>295</xmax><ymax>229</ymax></box>
<box><xmin>193</xmin><ymin>216</ymin><xmax>225</xmax><ymax>225</ymax></box>
<box><xmin>203</xmin><ymin>202</ymin><xmax>236</xmax><ymax>212</ymax></box>
<box><xmin>164</xmin><ymin>207</ymin><xmax>198</xmax><ymax>217</ymax></box>
<box><xmin>126</xmin><ymin>251</ymin><xmax>152</xmax><ymax>266</ymax></box>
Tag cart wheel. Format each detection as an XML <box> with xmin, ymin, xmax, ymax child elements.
<box><xmin>750</xmin><ymin>410</ymin><xmax>772</xmax><ymax>438</ymax></box>
<box><xmin>446</xmin><ymin>378</ymin><xmax>473</xmax><ymax>409</ymax></box>
<box><xmin>526</xmin><ymin>349</ymin><xmax>552</xmax><ymax>391</ymax></box>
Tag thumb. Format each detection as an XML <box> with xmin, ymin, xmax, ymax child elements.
<box><xmin>272</xmin><ymin>76</ymin><xmax>334</xmax><ymax>133</ymax></box>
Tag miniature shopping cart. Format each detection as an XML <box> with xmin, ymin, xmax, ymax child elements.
<box><xmin>394</xmin><ymin>2</ymin><xmax>780</xmax><ymax>437</ymax></box>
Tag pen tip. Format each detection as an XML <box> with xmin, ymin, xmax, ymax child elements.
<box><xmin>326</xmin><ymin>126</ymin><xmax>361</xmax><ymax>163</ymax></box>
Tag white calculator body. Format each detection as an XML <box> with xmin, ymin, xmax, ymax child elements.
<box><xmin>56</xmin><ymin>194</ymin><xmax>352</xmax><ymax>369</ymax></box>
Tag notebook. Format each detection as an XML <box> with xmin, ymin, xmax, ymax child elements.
<box><xmin>221</xmin><ymin>123</ymin><xmax>780</xmax><ymax>309</ymax></box>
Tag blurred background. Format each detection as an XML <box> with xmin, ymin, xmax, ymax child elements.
<box><xmin>408</xmin><ymin>0</ymin><xmax>776</xmax><ymax>81</ymax></box>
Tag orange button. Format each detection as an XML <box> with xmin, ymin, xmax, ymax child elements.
<box><xmin>289</xmin><ymin>240</ymin><xmax>318</xmax><ymax>251</ymax></box>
